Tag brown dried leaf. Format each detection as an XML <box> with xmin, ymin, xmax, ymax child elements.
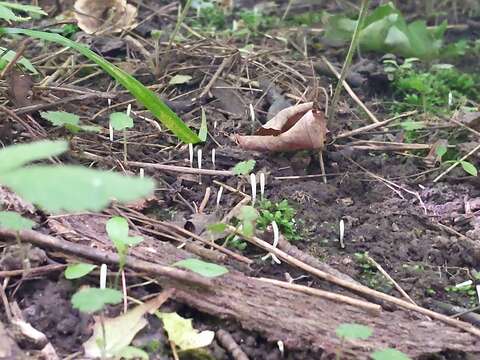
<box><xmin>7</xmin><ymin>71</ymin><xmax>34</xmax><ymax>107</ymax></box>
<box><xmin>235</xmin><ymin>102</ymin><xmax>328</xmax><ymax>152</ymax></box>
<box><xmin>74</xmin><ymin>0</ymin><xmax>138</xmax><ymax>35</ymax></box>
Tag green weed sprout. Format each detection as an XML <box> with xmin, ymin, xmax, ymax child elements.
<box><xmin>110</xmin><ymin>111</ymin><xmax>134</xmax><ymax>163</ymax></box>
<box><xmin>106</xmin><ymin>216</ymin><xmax>143</xmax><ymax>288</ymax></box>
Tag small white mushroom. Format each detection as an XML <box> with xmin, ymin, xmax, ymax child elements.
<box><xmin>259</xmin><ymin>172</ymin><xmax>265</xmax><ymax>200</ymax></box>
<box><xmin>216</xmin><ymin>186</ymin><xmax>223</xmax><ymax>209</ymax></box>
<box><xmin>188</xmin><ymin>143</ymin><xmax>194</xmax><ymax>167</ymax></box>
<box><xmin>250</xmin><ymin>173</ymin><xmax>256</xmax><ymax>205</ymax></box>
<box><xmin>339</xmin><ymin>219</ymin><xmax>345</xmax><ymax>249</ymax></box>
<box><xmin>100</xmin><ymin>264</ymin><xmax>107</xmax><ymax>289</ymax></box>
<box><xmin>211</xmin><ymin>148</ymin><xmax>216</xmax><ymax>169</ymax></box>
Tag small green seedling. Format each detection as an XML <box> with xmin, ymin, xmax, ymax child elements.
<box><xmin>335</xmin><ymin>323</ymin><xmax>373</xmax><ymax>360</ymax></box>
<box><xmin>232</xmin><ymin>160</ymin><xmax>256</xmax><ymax>175</ymax></box>
<box><xmin>40</xmin><ymin>111</ymin><xmax>101</xmax><ymax>134</ymax></box>
<box><xmin>257</xmin><ymin>199</ymin><xmax>300</xmax><ymax>241</ymax></box>
<box><xmin>173</xmin><ymin>258</ymin><xmax>228</xmax><ymax>278</ymax></box>
<box><xmin>71</xmin><ymin>287</ymin><xmax>123</xmax><ymax>314</ymax></box>
<box><xmin>237</xmin><ymin>205</ymin><xmax>259</xmax><ymax>237</ymax></box>
<box><xmin>71</xmin><ymin>286</ymin><xmax>123</xmax><ymax>358</ymax></box>
<box><xmin>106</xmin><ymin>216</ymin><xmax>143</xmax><ymax>287</ymax></box>
<box><xmin>110</xmin><ymin>111</ymin><xmax>134</xmax><ymax>163</ymax></box>
<box><xmin>435</xmin><ymin>143</ymin><xmax>478</xmax><ymax>177</ymax></box>
<box><xmin>65</xmin><ymin>263</ymin><xmax>97</xmax><ymax>280</ymax></box>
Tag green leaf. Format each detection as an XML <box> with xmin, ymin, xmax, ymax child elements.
<box><xmin>207</xmin><ymin>223</ymin><xmax>227</xmax><ymax>233</ymax></box>
<box><xmin>198</xmin><ymin>107</ymin><xmax>208</xmax><ymax>142</ymax></box>
<box><xmin>460</xmin><ymin>161</ymin><xmax>478</xmax><ymax>176</ymax></box>
<box><xmin>435</xmin><ymin>144</ymin><xmax>447</xmax><ymax>158</ymax></box>
<box><xmin>232</xmin><ymin>160</ymin><xmax>256</xmax><ymax>175</ymax></box>
<box><xmin>116</xmin><ymin>346</ymin><xmax>149</xmax><ymax>360</ymax></box>
<box><xmin>0</xmin><ymin>140</ymin><xmax>68</xmax><ymax>174</ymax></box>
<box><xmin>0</xmin><ymin>211</ymin><xmax>35</xmax><ymax>231</ymax></box>
<box><xmin>371</xmin><ymin>348</ymin><xmax>411</xmax><ymax>360</ymax></box>
<box><xmin>400</xmin><ymin>121</ymin><xmax>425</xmax><ymax>131</ymax></box>
<box><xmin>173</xmin><ymin>258</ymin><xmax>228</xmax><ymax>278</ymax></box>
<box><xmin>238</xmin><ymin>206</ymin><xmax>259</xmax><ymax>222</ymax></box>
<box><xmin>241</xmin><ymin>221</ymin><xmax>255</xmax><ymax>237</ymax></box>
<box><xmin>71</xmin><ymin>288</ymin><xmax>123</xmax><ymax>313</ymax></box>
<box><xmin>0</xmin><ymin>28</ymin><xmax>200</xmax><ymax>144</ymax></box>
<box><xmin>64</xmin><ymin>263</ymin><xmax>97</xmax><ymax>279</ymax></box>
<box><xmin>0</xmin><ymin>165</ymin><xmax>155</xmax><ymax>213</ymax></box>
<box><xmin>0</xmin><ymin>47</ymin><xmax>37</xmax><ymax>73</ymax></box>
<box><xmin>106</xmin><ymin>216</ymin><xmax>143</xmax><ymax>253</ymax></box>
<box><xmin>40</xmin><ymin>111</ymin><xmax>80</xmax><ymax>127</ymax></box>
<box><xmin>83</xmin><ymin>296</ymin><xmax>165</xmax><ymax>358</ymax></box>
<box><xmin>157</xmin><ymin>312</ymin><xmax>214</xmax><ymax>351</ymax></box>
<box><xmin>110</xmin><ymin>112</ymin><xmax>134</xmax><ymax>131</ymax></box>
<box><xmin>169</xmin><ymin>74</ymin><xmax>192</xmax><ymax>85</ymax></box>
<box><xmin>335</xmin><ymin>323</ymin><xmax>373</xmax><ymax>340</ymax></box>
<box><xmin>0</xmin><ymin>4</ymin><xmax>26</xmax><ymax>22</ymax></box>
<box><xmin>0</xmin><ymin>2</ymin><xmax>47</xmax><ymax>16</ymax></box>
<box><xmin>324</xmin><ymin>3</ymin><xmax>447</xmax><ymax>60</ymax></box>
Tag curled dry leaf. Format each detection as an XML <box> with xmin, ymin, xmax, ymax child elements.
<box><xmin>235</xmin><ymin>102</ymin><xmax>328</xmax><ymax>152</ymax></box>
<box><xmin>74</xmin><ymin>0</ymin><xmax>138</xmax><ymax>35</ymax></box>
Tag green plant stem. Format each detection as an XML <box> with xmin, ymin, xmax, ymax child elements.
<box><xmin>327</xmin><ymin>0</ymin><xmax>370</xmax><ymax>122</ymax></box>
<box><xmin>168</xmin><ymin>0</ymin><xmax>192</xmax><ymax>48</ymax></box>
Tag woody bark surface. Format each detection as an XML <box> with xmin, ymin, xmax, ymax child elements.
<box><xmin>8</xmin><ymin>213</ymin><xmax>480</xmax><ymax>359</ymax></box>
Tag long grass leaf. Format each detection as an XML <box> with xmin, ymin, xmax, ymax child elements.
<box><xmin>0</xmin><ymin>27</ymin><xmax>199</xmax><ymax>143</ymax></box>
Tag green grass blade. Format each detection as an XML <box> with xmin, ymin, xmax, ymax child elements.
<box><xmin>0</xmin><ymin>27</ymin><xmax>200</xmax><ymax>144</ymax></box>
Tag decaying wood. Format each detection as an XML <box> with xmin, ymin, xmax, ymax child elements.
<box><xmin>2</xmin><ymin>213</ymin><xmax>478</xmax><ymax>359</ymax></box>
<box><xmin>0</xmin><ymin>320</ymin><xmax>25</xmax><ymax>359</ymax></box>
<box><xmin>0</xmin><ymin>228</ymin><xmax>211</xmax><ymax>288</ymax></box>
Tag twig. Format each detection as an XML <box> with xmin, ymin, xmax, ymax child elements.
<box><xmin>226</xmin><ymin>225</ymin><xmax>480</xmax><ymax>337</ymax></box>
<box><xmin>365</xmin><ymin>255</ymin><xmax>417</xmax><ymax>306</ymax></box>
<box><xmin>216</xmin><ymin>329</ymin><xmax>250</xmax><ymax>360</ymax></box>
<box><xmin>323</xmin><ymin>56</ymin><xmax>379</xmax><ymax>124</ymax></box>
<box><xmin>256</xmin><ymin>277</ymin><xmax>381</xmax><ymax>314</ymax></box>
<box><xmin>0</xmin><ymin>228</ymin><xmax>212</xmax><ymax>288</ymax></box>
<box><xmin>198</xmin><ymin>56</ymin><xmax>232</xmax><ymax>99</ymax></box>
<box><xmin>81</xmin><ymin>152</ymin><xmax>234</xmax><ymax>176</ymax></box>
<box><xmin>335</xmin><ymin>110</ymin><xmax>417</xmax><ymax>139</ymax></box>
<box><xmin>198</xmin><ymin>187</ymin><xmax>211</xmax><ymax>213</ymax></box>
<box><xmin>0</xmin><ymin>264</ymin><xmax>66</xmax><ymax>279</ymax></box>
